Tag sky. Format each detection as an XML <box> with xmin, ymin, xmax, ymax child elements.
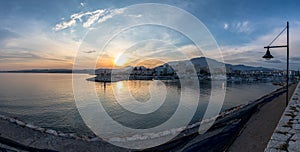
<box><xmin>0</xmin><ymin>0</ymin><xmax>300</xmax><ymax>70</ymax></box>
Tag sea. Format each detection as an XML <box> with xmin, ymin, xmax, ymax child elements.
<box><xmin>0</xmin><ymin>73</ymin><xmax>280</xmax><ymax>137</ymax></box>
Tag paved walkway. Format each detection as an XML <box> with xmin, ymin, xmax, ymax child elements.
<box><xmin>265</xmin><ymin>82</ymin><xmax>300</xmax><ymax>152</ymax></box>
<box><xmin>228</xmin><ymin>83</ymin><xmax>298</xmax><ymax>152</ymax></box>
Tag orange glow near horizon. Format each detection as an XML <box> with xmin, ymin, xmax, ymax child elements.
<box><xmin>96</xmin><ymin>57</ymin><xmax>166</xmax><ymax>69</ymax></box>
<box><xmin>114</xmin><ymin>53</ymin><xmax>127</xmax><ymax>66</ymax></box>
<box><xmin>1</xmin><ymin>55</ymin><xmax>177</xmax><ymax>70</ymax></box>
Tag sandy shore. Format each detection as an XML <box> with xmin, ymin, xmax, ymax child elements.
<box><xmin>228</xmin><ymin>84</ymin><xmax>297</xmax><ymax>152</ymax></box>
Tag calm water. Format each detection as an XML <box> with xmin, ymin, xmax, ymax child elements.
<box><xmin>0</xmin><ymin>73</ymin><xmax>279</xmax><ymax>137</ymax></box>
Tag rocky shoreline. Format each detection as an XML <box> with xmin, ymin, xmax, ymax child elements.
<box><xmin>0</xmin><ymin>85</ymin><xmax>290</xmax><ymax>151</ymax></box>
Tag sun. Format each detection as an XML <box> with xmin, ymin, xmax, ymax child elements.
<box><xmin>114</xmin><ymin>53</ymin><xmax>127</xmax><ymax>66</ymax></box>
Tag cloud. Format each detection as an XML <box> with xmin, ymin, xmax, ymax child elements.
<box><xmin>236</xmin><ymin>21</ymin><xmax>251</xmax><ymax>33</ymax></box>
<box><xmin>0</xmin><ymin>25</ymin><xmax>79</xmax><ymax>70</ymax></box>
<box><xmin>220</xmin><ymin>23</ymin><xmax>300</xmax><ymax>70</ymax></box>
<box><xmin>53</xmin><ymin>19</ymin><xmax>76</xmax><ymax>31</ymax></box>
<box><xmin>290</xmin><ymin>57</ymin><xmax>300</xmax><ymax>61</ymax></box>
<box><xmin>127</xmin><ymin>14</ymin><xmax>142</xmax><ymax>18</ymax></box>
<box><xmin>225</xmin><ymin>21</ymin><xmax>253</xmax><ymax>34</ymax></box>
<box><xmin>80</xmin><ymin>2</ymin><xmax>85</xmax><ymax>7</ymax></box>
<box><xmin>265</xmin><ymin>59</ymin><xmax>282</xmax><ymax>63</ymax></box>
<box><xmin>0</xmin><ymin>28</ymin><xmax>21</xmax><ymax>42</ymax></box>
<box><xmin>224</xmin><ymin>23</ymin><xmax>229</xmax><ymax>30</ymax></box>
<box><xmin>83</xmin><ymin>50</ymin><xmax>96</xmax><ymax>54</ymax></box>
<box><xmin>83</xmin><ymin>11</ymin><xmax>102</xmax><ymax>28</ymax></box>
<box><xmin>53</xmin><ymin>8</ymin><xmax>126</xmax><ymax>31</ymax></box>
<box><xmin>97</xmin><ymin>8</ymin><xmax>125</xmax><ymax>24</ymax></box>
<box><xmin>0</xmin><ymin>51</ymin><xmax>67</xmax><ymax>62</ymax></box>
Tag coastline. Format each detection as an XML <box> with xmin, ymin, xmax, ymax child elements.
<box><xmin>0</xmin><ymin>84</ymin><xmax>293</xmax><ymax>151</ymax></box>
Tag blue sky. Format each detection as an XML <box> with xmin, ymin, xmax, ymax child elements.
<box><xmin>0</xmin><ymin>0</ymin><xmax>300</xmax><ymax>70</ymax></box>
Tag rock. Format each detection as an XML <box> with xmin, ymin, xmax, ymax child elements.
<box><xmin>288</xmin><ymin>140</ymin><xmax>300</xmax><ymax>152</ymax></box>
<box><xmin>68</xmin><ymin>133</ymin><xmax>79</xmax><ymax>139</ymax></box>
<box><xmin>15</xmin><ymin>120</ymin><xmax>26</xmax><ymax>127</ymax></box>
<box><xmin>266</xmin><ymin>139</ymin><xmax>286</xmax><ymax>149</ymax></box>
<box><xmin>25</xmin><ymin>123</ymin><xmax>38</xmax><ymax>129</ymax></box>
<box><xmin>292</xmin><ymin>124</ymin><xmax>300</xmax><ymax>130</ymax></box>
<box><xmin>289</xmin><ymin>129</ymin><xmax>296</xmax><ymax>134</ymax></box>
<box><xmin>291</xmin><ymin>120</ymin><xmax>298</xmax><ymax>124</ymax></box>
<box><xmin>34</xmin><ymin>127</ymin><xmax>46</xmax><ymax>132</ymax></box>
<box><xmin>294</xmin><ymin>115</ymin><xmax>300</xmax><ymax>120</ymax></box>
<box><xmin>79</xmin><ymin>135</ymin><xmax>89</xmax><ymax>141</ymax></box>
<box><xmin>89</xmin><ymin>137</ymin><xmax>101</xmax><ymax>142</ymax></box>
<box><xmin>276</xmin><ymin>127</ymin><xmax>291</xmax><ymax>133</ymax></box>
<box><xmin>271</xmin><ymin>133</ymin><xmax>291</xmax><ymax>141</ymax></box>
<box><xmin>45</xmin><ymin>129</ymin><xmax>58</xmax><ymax>136</ymax></box>
<box><xmin>279</xmin><ymin>117</ymin><xmax>290</xmax><ymax>125</ymax></box>
<box><xmin>291</xmin><ymin>133</ymin><xmax>300</xmax><ymax>140</ymax></box>
<box><xmin>58</xmin><ymin>133</ymin><xmax>68</xmax><ymax>138</ymax></box>
<box><xmin>8</xmin><ymin>118</ymin><xmax>16</xmax><ymax>123</ymax></box>
<box><xmin>265</xmin><ymin>148</ymin><xmax>287</xmax><ymax>152</ymax></box>
<box><xmin>0</xmin><ymin>114</ymin><xmax>6</xmax><ymax>119</ymax></box>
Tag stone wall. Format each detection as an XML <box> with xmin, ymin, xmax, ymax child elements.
<box><xmin>265</xmin><ymin>82</ymin><xmax>300</xmax><ymax>152</ymax></box>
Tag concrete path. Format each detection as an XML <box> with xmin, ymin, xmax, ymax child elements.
<box><xmin>228</xmin><ymin>83</ymin><xmax>297</xmax><ymax>152</ymax></box>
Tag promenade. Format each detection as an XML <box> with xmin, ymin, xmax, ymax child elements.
<box><xmin>265</xmin><ymin>82</ymin><xmax>300</xmax><ymax>152</ymax></box>
<box><xmin>228</xmin><ymin>83</ymin><xmax>298</xmax><ymax>152</ymax></box>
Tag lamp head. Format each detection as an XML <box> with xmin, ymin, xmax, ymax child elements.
<box><xmin>262</xmin><ymin>48</ymin><xmax>274</xmax><ymax>60</ymax></box>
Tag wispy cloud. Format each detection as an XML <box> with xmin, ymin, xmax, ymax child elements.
<box><xmin>53</xmin><ymin>8</ymin><xmax>126</xmax><ymax>31</ymax></box>
<box><xmin>224</xmin><ymin>21</ymin><xmax>253</xmax><ymax>34</ymax></box>
<box><xmin>53</xmin><ymin>19</ymin><xmax>76</xmax><ymax>31</ymax></box>
<box><xmin>80</xmin><ymin>2</ymin><xmax>85</xmax><ymax>7</ymax></box>
<box><xmin>83</xmin><ymin>50</ymin><xmax>96</xmax><ymax>54</ymax></box>
<box><xmin>220</xmin><ymin>23</ymin><xmax>300</xmax><ymax>70</ymax></box>
<box><xmin>0</xmin><ymin>25</ymin><xmax>79</xmax><ymax>70</ymax></box>
<box><xmin>224</xmin><ymin>23</ymin><xmax>229</xmax><ymax>30</ymax></box>
<box><xmin>235</xmin><ymin>21</ymin><xmax>251</xmax><ymax>33</ymax></box>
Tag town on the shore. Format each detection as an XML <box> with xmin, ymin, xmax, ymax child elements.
<box><xmin>91</xmin><ymin>62</ymin><xmax>300</xmax><ymax>85</ymax></box>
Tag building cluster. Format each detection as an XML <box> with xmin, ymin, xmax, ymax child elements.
<box><xmin>93</xmin><ymin>65</ymin><xmax>300</xmax><ymax>82</ymax></box>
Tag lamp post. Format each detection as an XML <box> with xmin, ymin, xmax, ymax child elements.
<box><xmin>263</xmin><ymin>21</ymin><xmax>289</xmax><ymax>106</ymax></box>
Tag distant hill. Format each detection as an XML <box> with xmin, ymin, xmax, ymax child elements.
<box><xmin>164</xmin><ymin>57</ymin><xmax>273</xmax><ymax>72</ymax></box>
<box><xmin>0</xmin><ymin>57</ymin><xmax>274</xmax><ymax>74</ymax></box>
<box><xmin>225</xmin><ymin>64</ymin><xmax>273</xmax><ymax>72</ymax></box>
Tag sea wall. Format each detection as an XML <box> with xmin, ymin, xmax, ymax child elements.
<box><xmin>265</xmin><ymin>82</ymin><xmax>300</xmax><ymax>152</ymax></box>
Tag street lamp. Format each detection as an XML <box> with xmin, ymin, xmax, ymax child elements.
<box><xmin>262</xmin><ymin>48</ymin><xmax>273</xmax><ymax>60</ymax></box>
<box><xmin>263</xmin><ymin>21</ymin><xmax>289</xmax><ymax>106</ymax></box>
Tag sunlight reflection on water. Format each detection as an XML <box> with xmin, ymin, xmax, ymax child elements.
<box><xmin>0</xmin><ymin>73</ymin><xmax>280</xmax><ymax>136</ymax></box>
